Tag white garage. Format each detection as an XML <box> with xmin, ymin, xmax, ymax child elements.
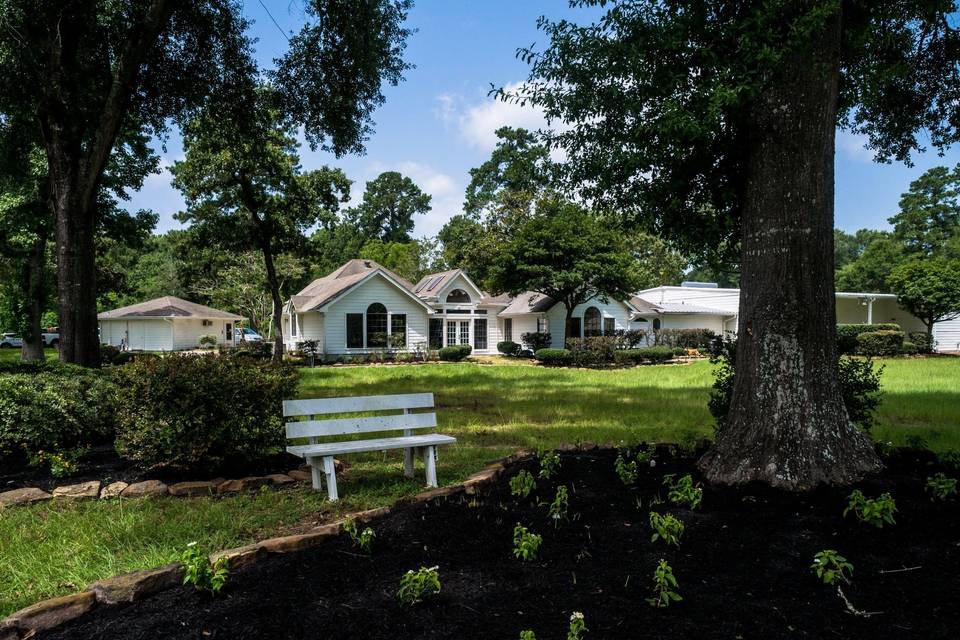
<box><xmin>98</xmin><ymin>296</ymin><xmax>244</xmax><ymax>352</ymax></box>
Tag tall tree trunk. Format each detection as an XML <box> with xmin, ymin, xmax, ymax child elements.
<box><xmin>262</xmin><ymin>243</ymin><xmax>285</xmax><ymax>362</ymax></box>
<box><xmin>699</xmin><ymin>4</ymin><xmax>881</xmax><ymax>489</ymax></box>
<box><xmin>20</xmin><ymin>236</ymin><xmax>47</xmax><ymax>362</ymax></box>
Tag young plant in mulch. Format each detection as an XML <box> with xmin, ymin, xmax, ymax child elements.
<box><xmin>649</xmin><ymin>512</ymin><xmax>684</xmax><ymax>547</ymax></box>
<box><xmin>647</xmin><ymin>559</ymin><xmax>682</xmax><ymax>608</ymax></box>
<box><xmin>567</xmin><ymin>611</ymin><xmax>588</xmax><ymax>640</ymax></box>
<box><xmin>811</xmin><ymin>550</ymin><xmax>853</xmax><ymax>585</ymax></box>
<box><xmin>844</xmin><ymin>490</ymin><xmax>897</xmax><ymax>528</ymax></box>
<box><xmin>926</xmin><ymin>473</ymin><xmax>957</xmax><ymax>501</ymax></box>
<box><xmin>635</xmin><ymin>443</ymin><xmax>656</xmax><ymax>466</ymax></box>
<box><xmin>510</xmin><ymin>470</ymin><xmax>537</xmax><ymax>498</ymax></box>
<box><xmin>397</xmin><ymin>566</ymin><xmax>441</xmax><ymax>605</ymax></box>
<box><xmin>519</xmin><ymin>631</ymin><xmax>537</xmax><ymax>640</ymax></box>
<box><xmin>513</xmin><ymin>524</ymin><xmax>543</xmax><ymax>561</ymax></box>
<box><xmin>662</xmin><ymin>473</ymin><xmax>703</xmax><ymax>509</ymax></box>
<box><xmin>343</xmin><ymin>518</ymin><xmax>376</xmax><ymax>554</ymax></box>
<box><xmin>181</xmin><ymin>542</ymin><xmax>229</xmax><ymax>595</ymax></box>
<box><xmin>539</xmin><ymin>449</ymin><xmax>561</xmax><ymax>479</ymax></box>
<box><xmin>614</xmin><ymin>450</ymin><xmax>639</xmax><ymax>485</ymax></box>
<box><xmin>549</xmin><ymin>485</ymin><xmax>570</xmax><ymax>525</ymax></box>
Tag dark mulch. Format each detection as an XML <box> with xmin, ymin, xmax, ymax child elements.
<box><xmin>1</xmin><ymin>447</ymin><xmax>303</xmax><ymax>492</ymax></box>
<box><xmin>38</xmin><ymin>448</ymin><xmax>958</xmax><ymax>639</ymax></box>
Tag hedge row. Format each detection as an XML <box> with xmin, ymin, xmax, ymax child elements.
<box><xmin>535</xmin><ymin>346</ymin><xmax>680</xmax><ymax>367</ymax></box>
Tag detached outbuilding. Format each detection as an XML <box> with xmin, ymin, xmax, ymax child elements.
<box><xmin>98</xmin><ymin>296</ymin><xmax>243</xmax><ymax>351</ymax></box>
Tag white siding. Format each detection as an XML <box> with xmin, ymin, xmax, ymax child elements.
<box><xmin>933</xmin><ymin>318</ymin><xmax>960</xmax><ymax>353</ymax></box>
<box><xmin>544</xmin><ymin>298</ymin><xmax>634</xmax><ymax>348</ymax></box>
<box><xmin>436</xmin><ymin>274</ymin><xmax>483</xmax><ymax>303</ymax></box>
<box><xmin>323</xmin><ymin>274</ymin><xmax>429</xmax><ymax>354</ymax></box>
<box><xmin>172</xmin><ymin>318</ymin><xmax>235</xmax><ymax>350</ymax></box>
<box><xmin>99</xmin><ymin>319</ymin><xmax>174</xmax><ymax>351</ymax></box>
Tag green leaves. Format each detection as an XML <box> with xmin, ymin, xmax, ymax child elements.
<box><xmin>844</xmin><ymin>490</ymin><xmax>897</xmax><ymax>528</ymax></box>
<box><xmin>397</xmin><ymin>565</ymin><xmax>441</xmax><ymax>605</ymax></box>
<box><xmin>512</xmin><ymin>524</ymin><xmax>543</xmax><ymax>561</ymax></box>
<box><xmin>648</xmin><ymin>512</ymin><xmax>684</xmax><ymax>547</ymax></box>
<box><xmin>662</xmin><ymin>474</ymin><xmax>703</xmax><ymax>510</ymax></box>
<box><xmin>510</xmin><ymin>470</ymin><xmax>537</xmax><ymax>498</ymax></box>
<box><xmin>811</xmin><ymin>550</ymin><xmax>853</xmax><ymax>585</ymax></box>
<box><xmin>888</xmin><ymin>258</ymin><xmax>960</xmax><ymax>329</ymax></box>
<box><xmin>647</xmin><ymin>559</ymin><xmax>682</xmax><ymax>608</ymax></box>
<box><xmin>181</xmin><ymin>542</ymin><xmax>229</xmax><ymax>595</ymax></box>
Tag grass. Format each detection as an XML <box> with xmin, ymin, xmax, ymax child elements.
<box><xmin>1</xmin><ymin>356</ymin><xmax>958</xmax><ymax>616</ymax></box>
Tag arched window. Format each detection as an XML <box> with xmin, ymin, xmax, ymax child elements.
<box><xmin>366</xmin><ymin>303</ymin><xmax>387</xmax><ymax>347</ymax></box>
<box><xmin>583</xmin><ymin>307</ymin><xmax>602</xmax><ymax>337</ymax></box>
<box><xmin>446</xmin><ymin>289</ymin><xmax>471</xmax><ymax>303</ymax></box>
<box><xmin>653</xmin><ymin>318</ymin><xmax>662</xmax><ymax>331</ymax></box>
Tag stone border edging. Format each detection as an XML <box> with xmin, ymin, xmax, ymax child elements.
<box><xmin>0</xmin><ymin>451</ymin><xmax>530</xmax><ymax>640</ymax></box>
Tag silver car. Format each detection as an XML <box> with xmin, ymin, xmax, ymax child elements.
<box><xmin>234</xmin><ymin>327</ymin><xmax>264</xmax><ymax>343</ymax></box>
<box><xmin>0</xmin><ymin>333</ymin><xmax>23</xmax><ymax>348</ymax></box>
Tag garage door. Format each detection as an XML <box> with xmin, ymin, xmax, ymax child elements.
<box><xmin>127</xmin><ymin>320</ymin><xmax>170</xmax><ymax>351</ymax></box>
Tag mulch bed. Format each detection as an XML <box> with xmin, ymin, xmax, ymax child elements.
<box><xmin>37</xmin><ymin>447</ymin><xmax>958</xmax><ymax>639</ymax></box>
<box><xmin>0</xmin><ymin>446</ymin><xmax>303</xmax><ymax>492</ymax></box>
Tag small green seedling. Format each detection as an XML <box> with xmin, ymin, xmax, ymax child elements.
<box><xmin>549</xmin><ymin>485</ymin><xmax>570</xmax><ymax>522</ymax></box>
<box><xmin>397</xmin><ymin>566</ymin><xmax>441</xmax><ymax>605</ymax></box>
<box><xmin>635</xmin><ymin>444</ymin><xmax>655</xmax><ymax>465</ymax></box>
<box><xmin>513</xmin><ymin>524</ymin><xmax>543</xmax><ymax>561</ymax></box>
<box><xmin>343</xmin><ymin>518</ymin><xmax>376</xmax><ymax>554</ymax></box>
<box><xmin>926</xmin><ymin>473</ymin><xmax>957</xmax><ymax>501</ymax></box>
<box><xmin>181</xmin><ymin>542</ymin><xmax>228</xmax><ymax>595</ymax></box>
<box><xmin>663</xmin><ymin>474</ymin><xmax>703</xmax><ymax>509</ymax></box>
<box><xmin>539</xmin><ymin>449</ymin><xmax>561</xmax><ymax>479</ymax></box>
<box><xmin>519</xmin><ymin>631</ymin><xmax>537</xmax><ymax>640</ymax></box>
<box><xmin>811</xmin><ymin>549</ymin><xmax>853</xmax><ymax>585</ymax></box>
<box><xmin>647</xmin><ymin>559</ymin><xmax>682</xmax><ymax>608</ymax></box>
<box><xmin>510</xmin><ymin>470</ymin><xmax>537</xmax><ymax>498</ymax></box>
<box><xmin>567</xmin><ymin>611</ymin><xmax>587</xmax><ymax>640</ymax></box>
<box><xmin>649</xmin><ymin>512</ymin><xmax>684</xmax><ymax>547</ymax></box>
<box><xmin>844</xmin><ymin>490</ymin><xmax>897</xmax><ymax>528</ymax></box>
<box><xmin>614</xmin><ymin>451</ymin><xmax>639</xmax><ymax>485</ymax></box>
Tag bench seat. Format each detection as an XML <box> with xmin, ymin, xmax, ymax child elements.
<box><xmin>287</xmin><ymin>433</ymin><xmax>456</xmax><ymax>458</ymax></box>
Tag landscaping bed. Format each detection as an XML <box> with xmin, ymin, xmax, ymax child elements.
<box><xmin>34</xmin><ymin>446</ymin><xmax>958</xmax><ymax>639</ymax></box>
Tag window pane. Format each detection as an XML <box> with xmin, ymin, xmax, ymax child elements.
<box><xmin>584</xmin><ymin>307</ymin><xmax>602</xmax><ymax>337</ymax></box>
<box><xmin>537</xmin><ymin>317</ymin><xmax>548</xmax><ymax>333</ymax></box>
<box><xmin>346</xmin><ymin>314</ymin><xmax>363</xmax><ymax>348</ymax></box>
<box><xmin>390</xmin><ymin>314</ymin><xmax>406</xmax><ymax>348</ymax></box>
<box><xmin>566</xmin><ymin>317</ymin><xmax>581</xmax><ymax>341</ymax></box>
<box><xmin>446</xmin><ymin>289</ymin><xmax>471</xmax><ymax>303</ymax></box>
<box><xmin>474</xmin><ymin>319</ymin><xmax>487</xmax><ymax>349</ymax></box>
<box><xmin>429</xmin><ymin>318</ymin><xmax>443</xmax><ymax>349</ymax></box>
<box><xmin>366</xmin><ymin>303</ymin><xmax>387</xmax><ymax>347</ymax></box>
<box><xmin>459</xmin><ymin>321</ymin><xmax>469</xmax><ymax>345</ymax></box>
<box><xmin>504</xmin><ymin>318</ymin><xmax>512</xmax><ymax>342</ymax></box>
<box><xmin>604</xmin><ymin>317</ymin><xmax>615</xmax><ymax>335</ymax></box>
<box><xmin>447</xmin><ymin>322</ymin><xmax>457</xmax><ymax>346</ymax></box>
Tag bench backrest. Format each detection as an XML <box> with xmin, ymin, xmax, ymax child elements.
<box><xmin>283</xmin><ymin>393</ymin><xmax>436</xmax><ymax>440</ymax></box>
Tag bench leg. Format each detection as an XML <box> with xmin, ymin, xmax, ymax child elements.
<box><xmin>403</xmin><ymin>448</ymin><xmax>414</xmax><ymax>478</ymax></box>
<box><xmin>309</xmin><ymin>458</ymin><xmax>323</xmax><ymax>491</ymax></box>
<box><xmin>423</xmin><ymin>446</ymin><xmax>437</xmax><ymax>488</ymax></box>
<box><xmin>323</xmin><ymin>456</ymin><xmax>339</xmax><ymax>501</ymax></box>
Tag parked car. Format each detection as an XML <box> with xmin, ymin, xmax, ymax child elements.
<box><xmin>42</xmin><ymin>332</ymin><xmax>59</xmax><ymax>347</ymax></box>
<box><xmin>0</xmin><ymin>333</ymin><xmax>22</xmax><ymax>348</ymax></box>
<box><xmin>234</xmin><ymin>327</ymin><xmax>264</xmax><ymax>343</ymax></box>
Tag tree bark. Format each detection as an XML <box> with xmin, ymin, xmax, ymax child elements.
<box><xmin>261</xmin><ymin>241</ymin><xmax>286</xmax><ymax>362</ymax></box>
<box><xmin>20</xmin><ymin>236</ymin><xmax>48</xmax><ymax>362</ymax></box>
<box><xmin>699</xmin><ymin>3</ymin><xmax>881</xmax><ymax>489</ymax></box>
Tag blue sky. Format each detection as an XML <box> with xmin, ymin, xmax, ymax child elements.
<box><xmin>127</xmin><ymin>0</ymin><xmax>960</xmax><ymax>239</ymax></box>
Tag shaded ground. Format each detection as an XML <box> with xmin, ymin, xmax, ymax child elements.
<box><xmin>38</xmin><ymin>447</ymin><xmax>958</xmax><ymax>640</ymax></box>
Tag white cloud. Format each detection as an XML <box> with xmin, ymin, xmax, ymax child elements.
<box><xmin>837</xmin><ymin>130</ymin><xmax>873</xmax><ymax>162</ymax></box>
<box><xmin>452</xmin><ymin>82</ymin><xmax>550</xmax><ymax>152</ymax></box>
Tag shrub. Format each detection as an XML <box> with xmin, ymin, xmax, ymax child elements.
<box><xmin>112</xmin><ymin>354</ymin><xmax>298</xmax><ymax>472</ymax></box>
<box><xmin>856</xmin><ymin>330</ymin><xmax>905</xmax><ymax>356</ymax></box>
<box><xmin>397</xmin><ymin>566</ymin><xmax>441</xmax><ymax>605</ymax></box>
<box><xmin>836</xmin><ymin>323</ymin><xmax>900</xmax><ymax>354</ymax></box>
<box><xmin>535</xmin><ymin>348</ymin><xmax>572</xmax><ymax>366</ymax></box>
<box><xmin>510</xmin><ymin>470</ymin><xmax>537</xmax><ymax>498</ymax></box>
<box><xmin>844</xmin><ymin>490</ymin><xmax>897</xmax><ymax>528</ymax></box>
<box><xmin>649</xmin><ymin>512</ymin><xmax>684</xmax><ymax>546</ymax></box>
<box><xmin>181</xmin><ymin>542</ymin><xmax>228</xmax><ymax>595</ymax></box>
<box><xmin>512</xmin><ymin>524</ymin><xmax>543</xmax><ymax>561</ymax></box>
<box><xmin>708</xmin><ymin>337</ymin><xmax>884</xmax><ymax>434</ymax></box>
<box><xmin>900</xmin><ymin>340</ymin><xmax>918</xmax><ymax>355</ymax></box>
<box><xmin>438</xmin><ymin>344</ymin><xmax>472</xmax><ymax>361</ymax></box>
<box><xmin>521</xmin><ymin>331</ymin><xmax>552</xmax><ymax>351</ymax></box>
<box><xmin>222</xmin><ymin>341</ymin><xmax>273</xmax><ymax>361</ymax></box>
<box><xmin>497</xmin><ymin>341</ymin><xmax>522</xmax><ymax>357</ymax></box>
<box><xmin>198</xmin><ymin>334</ymin><xmax>218</xmax><ymax>349</ymax></box>
<box><xmin>925</xmin><ymin>473</ymin><xmax>957</xmax><ymax>501</ymax></box>
<box><xmin>0</xmin><ymin>367</ymin><xmax>116</xmax><ymax>465</ymax></box>
<box><xmin>653</xmin><ymin>328</ymin><xmax>716</xmax><ymax>349</ymax></box>
<box><xmin>908</xmin><ymin>331</ymin><xmax>935</xmax><ymax>353</ymax></box>
<box><xmin>566</xmin><ymin>336</ymin><xmax>618</xmax><ymax>366</ymax></box>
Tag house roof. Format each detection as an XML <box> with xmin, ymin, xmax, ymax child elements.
<box><xmin>630</xmin><ymin>295</ymin><xmax>732</xmax><ymax>316</ymax></box>
<box><xmin>291</xmin><ymin>259</ymin><xmax>428</xmax><ymax>312</ymax></box>
<box><xmin>412</xmin><ymin>269</ymin><xmax>461</xmax><ymax>299</ymax></box>
<box><xmin>500</xmin><ymin>292</ymin><xmax>558</xmax><ymax>315</ymax></box>
<box><xmin>98</xmin><ymin>296</ymin><xmax>243</xmax><ymax>320</ymax></box>
<box><xmin>479</xmin><ymin>293</ymin><xmax>512</xmax><ymax>306</ymax></box>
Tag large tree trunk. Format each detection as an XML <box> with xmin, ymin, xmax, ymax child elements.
<box><xmin>262</xmin><ymin>244</ymin><xmax>285</xmax><ymax>362</ymax></box>
<box><xmin>20</xmin><ymin>237</ymin><xmax>47</xmax><ymax>362</ymax></box>
<box><xmin>699</xmin><ymin>4</ymin><xmax>881</xmax><ymax>489</ymax></box>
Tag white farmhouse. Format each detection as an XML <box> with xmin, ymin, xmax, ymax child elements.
<box><xmin>98</xmin><ymin>296</ymin><xmax>243</xmax><ymax>351</ymax></box>
<box><xmin>281</xmin><ymin>259</ymin><xmax>639</xmax><ymax>355</ymax></box>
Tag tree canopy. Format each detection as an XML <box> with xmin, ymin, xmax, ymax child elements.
<box><xmin>351</xmin><ymin>171</ymin><xmax>431</xmax><ymax>243</ymax></box>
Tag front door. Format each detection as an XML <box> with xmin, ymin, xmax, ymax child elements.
<box><xmin>127</xmin><ymin>321</ymin><xmax>145</xmax><ymax>350</ymax></box>
<box><xmin>458</xmin><ymin>321</ymin><xmax>470</xmax><ymax>345</ymax></box>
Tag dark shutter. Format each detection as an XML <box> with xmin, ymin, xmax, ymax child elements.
<box><xmin>429</xmin><ymin>318</ymin><xmax>443</xmax><ymax>349</ymax></box>
<box><xmin>346</xmin><ymin>314</ymin><xmax>363</xmax><ymax>348</ymax></box>
<box><xmin>474</xmin><ymin>319</ymin><xmax>488</xmax><ymax>349</ymax></box>
<box><xmin>604</xmin><ymin>317</ymin><xmax>615</xmax><ymax>335</ymax></box>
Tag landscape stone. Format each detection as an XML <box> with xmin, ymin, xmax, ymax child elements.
<box><xmin>168</xmin><ymin>481</ymin><xmax>216</xmax><ymax>497</ymax></box>
<box><xmin>217</xmin><ymin>476</ymin><xmax>271</xmax><ymax>493</ymax></box>
<box><xmin>3</xmin><ymin>591</ymin><xmax>95</xmax><ymax>633</ymax></box>
<box><xmin>52</xmin><ymin>481</ymin><xmax>101</xmax><ymax>500</ymax></box>
<box><xmin>287</xmin><ymin>469</ymin><xmax>311</xmax><ymax>482</ymax></box>
<box><xmin>210</xmin><ymin>543</ymin><xmax>266</xmax><ymax>570</ymax></box>
<box><xmin>257</xmin><ymin>524</ymin><xmax>340</xmax><ymax>554</ymax></box>
<box><xmin>120</xmin><ymin>480</ymin><xmax>168</xmax><ymax>498</ymax></box>
<box><xmin>99</xmin><ymin>481</ymin><xmax>128</xmax><ymax>499</ymax></box>
<box><xmin>0</xmin><ymin>487</ymin><xmax>52</xmax><ymax>507</ymax></box>
<box><xmin>88</xmin><ymin>564</ymin><xmax>184</xmax><ymax>604</ymax></box>
<box><xmin>265</xmin><ymin>473</ymin><xmax>296</xmax><ymax>486</ymax></box>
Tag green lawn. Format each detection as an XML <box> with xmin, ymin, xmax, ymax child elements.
<box><xmin>1</xmin><ymin>356</ymin><xmax>958</xmax><ymax>616</ymax></box>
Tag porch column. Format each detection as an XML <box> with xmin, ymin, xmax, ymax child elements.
<box><xmin>865</xmin><ymin>297</ymin><xmax>875</xmax><ymax>324</ymax></box>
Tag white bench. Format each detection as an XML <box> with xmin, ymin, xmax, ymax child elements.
<box><xmin>283</xmin><ymin>393</ymin><xmax>456</xmax><ymax>501</ymax></box>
